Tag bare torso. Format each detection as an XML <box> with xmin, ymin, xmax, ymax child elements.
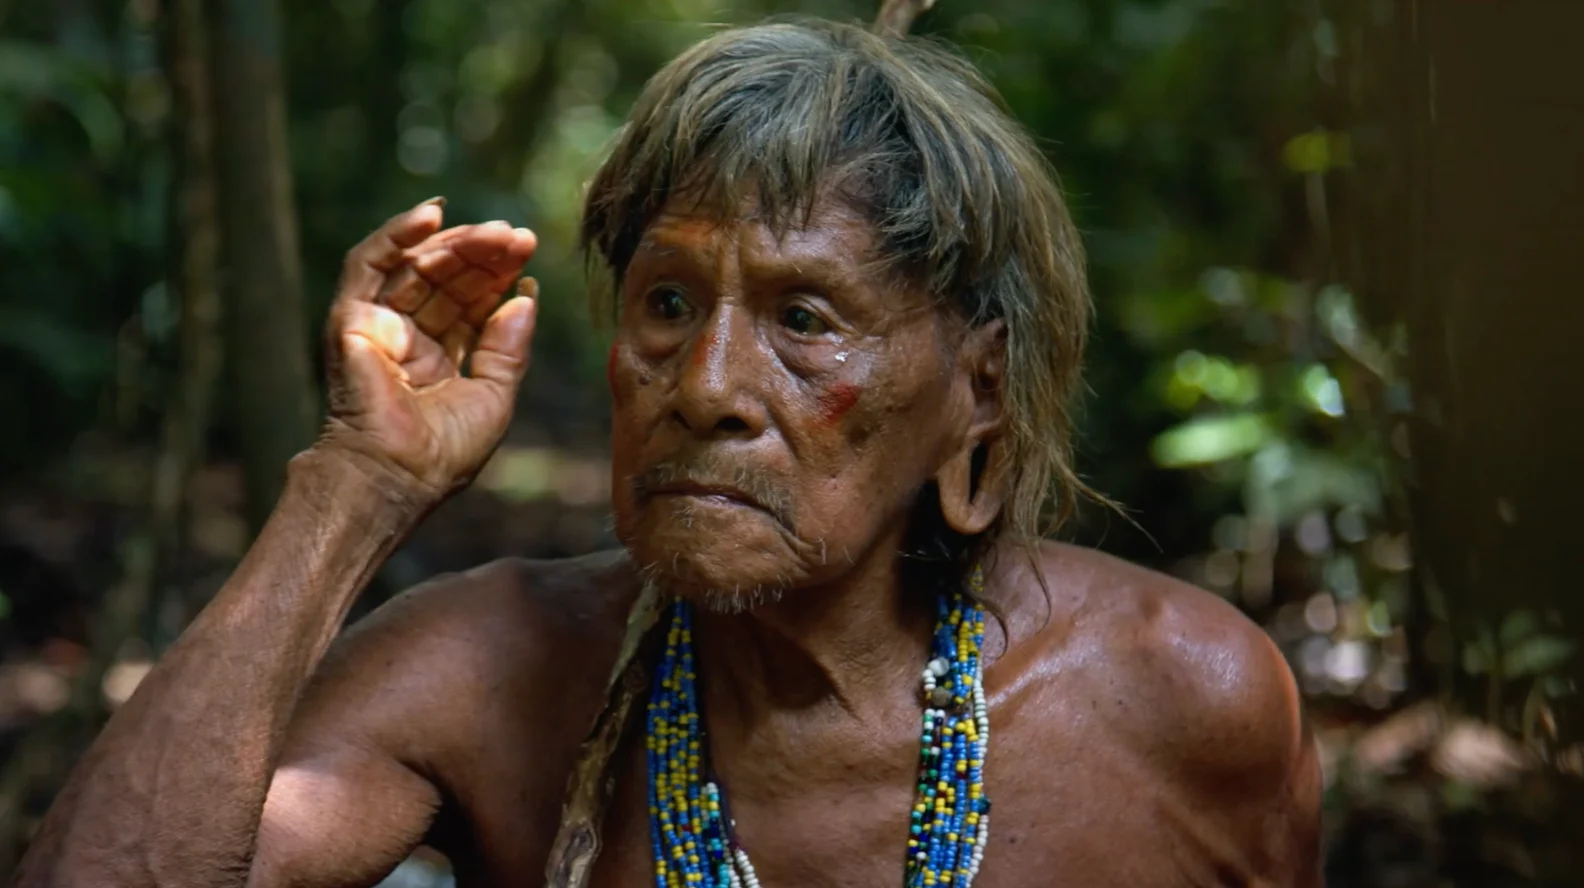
<box><xmin>17</xmin><ymin>141</ymin><xmax>1321</xmax><ymax>886</ymax></box>
<box><xmin>281</xmin><ymin>541</ymin><xmax>1318</xmax><ymax>888</ymax></box>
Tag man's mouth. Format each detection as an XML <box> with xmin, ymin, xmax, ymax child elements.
<box><xmin>631</xmin><ymin>460</ymin><xmax>794</xmax><ymax>527</ymax></box>
<box><xmin>647</xmin><ymin>481</ymin><xmax>766</xmax><ymax>513</ymax></box>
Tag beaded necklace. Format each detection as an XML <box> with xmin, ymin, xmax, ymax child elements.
<box><xmin>645</xmin><ymin>569</ymin><xmax>992</xmax><ymax>888</ymax></box>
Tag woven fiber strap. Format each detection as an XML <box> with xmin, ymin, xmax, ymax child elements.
<box><xmin>542</xmin><ymin>583</ymin><xmax>664</xmax><ymax>888</ymax></box>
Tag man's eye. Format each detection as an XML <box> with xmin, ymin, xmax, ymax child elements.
<box><xmin>644</xmin><ymin>286</ymin><xmax>692</xmax><ymax>321</ymax></box>
<box><xmin>780</xmin><ymin>305</ymin><xmax>831</xmax><ymax>335</ymax></box>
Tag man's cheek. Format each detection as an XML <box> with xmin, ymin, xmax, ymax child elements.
<box><xmin>814</xmin><ymin>382</ymin><xmax>862</xmax><ymax>428</ymax></box>
<box><xmin>606</xmin><ymin>342</ymin><xmax>658</xmax><ymax>408</ymax></box>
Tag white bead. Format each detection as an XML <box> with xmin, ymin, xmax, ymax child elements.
<box><xmin>928</xmin><ymin>657</ymin><xmax>950</xmax><ymax>677</ymax></box>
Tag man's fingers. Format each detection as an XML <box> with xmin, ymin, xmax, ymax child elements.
<box><xmin>441</xmin><ymin>324</ymin><xmax>477</xmax><ymax>369</ymax></box>
<box><xmin>469</xmin><ymin>282</ymin><xmax>538</xmax><ymax>389</ymax></box>
<box><xmin>377</xmin><ymin>265</ymin><xmax>435</xmax><ymax>313</ymax></box>
<box><xmin>337</xmin><ymin>198</ymin><xmax>447</xmax><ymax>302</ymax></box>
<box><xmin>462</xmin><ymin>279</ymin><xmax>513</xmax><ymax>330</ymax></box>
<box><xmin>411</xmin><ymin>290</ymin><xmax>464</xmax><ymax>341</ymax></box>
<box><xmin>433</xmin><ymin>260</ymin><xmax>510</xmax><ymax>312</ymax></box>
<box><xmin>337</xmin><ymin>300</ymin><xmax>418</xmax><ymax>365</ymax></box>
<box><xmin>378</xmin><ymin>224</ymin><xmax>533</xmax><ymax>315</ymax></box>
<box><xmin>407</xmin><ymin>225</ymin><xmax>534</xmax><ymax>291</ymax></box>
<box><xmin>335</xmin><ymin>299</ymin><xmax>459</xmax><ymax>390</ymax></box>
<box><xmin>406</xmin><ymin>222</ymin><xmax>529</xmax><ymax>274</ymax></box>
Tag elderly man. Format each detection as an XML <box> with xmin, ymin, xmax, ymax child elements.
<box><xmin>19</xmin><ymin>19</ymin><xmax>1320</xmax><ymax>888</ymax></box>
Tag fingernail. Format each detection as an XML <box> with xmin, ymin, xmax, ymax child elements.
<box><xmin>420</xmin><ymin>195</ymin><xmax>446</xmax><ymax>208</ymax></box>
<box><xmin>516</xmin><ymin>277</ymin><xmax>540</xmax><ymax>300</ymax></box>
<box><xmin>486</xmin><ymin>219</ymin><xmax>512</xmax><ymax>228</ymax></box>
<box><xmin>514</xmin><ymin>227</ymin><xmax>534</xmax><ymax>238</ymax></box>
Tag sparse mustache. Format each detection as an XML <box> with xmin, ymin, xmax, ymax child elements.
<box><xmin>631</xmin><ymin>456</ymin><xmax>794</xmax><ymax>526</ymax></box>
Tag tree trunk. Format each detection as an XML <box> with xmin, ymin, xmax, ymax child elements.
<box><xmin>1342</xmin><ymin>2</ymin><xmax>1584</xmax><ymax>879</ymax></box>
<box><xmin>1370</xmin><ymin>0</ymin><xmax>1584</xmax><ymax>726</ymax></box>
<box><xmin>0</xmin><ymin>0</ymin><xmax>225</xmax><ymax>869</ymax></box>
<box><xmin>209</xmin><ymin>0</ymin><xmax>317</xmax><ymax>532</ymax></box>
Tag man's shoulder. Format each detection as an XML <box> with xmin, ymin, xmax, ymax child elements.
<box><xmin>320</xmin><ymin>549</ymin><xmax>641</xmax><ymax>714</ymax></box>
<box><xmin>426</xmin><ymin>548</ymin><xmax>642</xmax><ymax>627</ymax></box>
<box><xmin>356</xmin><ymin>548</ymin><xmax>642</xmax><ymax>665</ymax></box>
<box><xmin>1014</xmin><ymin>542</ymin><xmax>1309</xmax><ymax>782</ymax></box>
<box><xmin>298</xmin><ymin>550</ymin><xmax>642</xmax><ymax>772</ymax></box>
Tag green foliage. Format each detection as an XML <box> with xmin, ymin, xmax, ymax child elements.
<box><xmin>0</xmin><ymin>0</ymin><xmax>1404</xmax><ymax>684</ymax></box>
<box><xmin>3</xmin><ymin>2</ymin><xmax>1577</xmax><ymax>880</ymax></box>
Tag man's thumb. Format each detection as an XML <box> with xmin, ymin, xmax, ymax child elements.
<box><xmin>470</xmin><ymin>287</ymin><xmax>537</xmax><ymax>389</ymax></box>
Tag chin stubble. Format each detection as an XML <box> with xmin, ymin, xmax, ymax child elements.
<box><xmin>634</xmin><ymin>559</ymin><xmax>790</xmax><ymax>615</ymax></box>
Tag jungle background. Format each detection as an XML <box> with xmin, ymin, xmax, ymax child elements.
<box><xmin>1</xmin><ymin>0</ymin><xmax>1581</xmax><ymax>884</ymax></box>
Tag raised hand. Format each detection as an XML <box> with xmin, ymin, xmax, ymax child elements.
<box><xmin>319</xmin><ymin>198</ymin><xmax>539</xmax><ymax>499</ymax></box>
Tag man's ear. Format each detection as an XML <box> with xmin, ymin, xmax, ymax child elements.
<box><xmin>936</xmin><ymin>319</ymin><xmax>1008</xmax><ymax>536</ymax></box>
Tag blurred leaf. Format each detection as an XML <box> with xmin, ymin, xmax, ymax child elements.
<box><xmin>1463</xmin><ymin>642</ymin><xmax>1489</xmax><ymax>676</ymax></box>
<box><xmin>0</xmin><ymin>304</ymin><xmax>115</xmax><ymax>393</ymax></box>
<box><xmin>0</xmin><ymin>41</ymin><xmax>123</xmax><ymax>164</ymax></box>
<box><xmin>1499</xmin><ymin>609</ymin><xmax>1541</xmax><ymax>647</ymax></box>
<box><xmin>1504</xmin><ymin>636</ymin><xmax>1575</xmax><ymax>679</ymax></box>
<box><xmin>1299</xmin><ymin>363</ymin><xmax>1345</xmax><ymax>417</ymax></box>
<box><xmin>1245</xmin><ymin>445</ymin><xmax>1382</xmax><ymax>524</ymax></box>
<box><xmin>1151</xmin><ymin>412</ymin><xmax>1271</xmax><ymax>468</ymax></box>
<box><xmin>1282</xmin><ymin>129</ymin><xmax>1350</xmax><ymax>174</ymax></box>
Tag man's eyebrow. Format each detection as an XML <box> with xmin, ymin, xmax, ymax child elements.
<box><xmin>632</xmin><ymin>232</ymin><xmax>688</xmax><ymax>260</ymax></box>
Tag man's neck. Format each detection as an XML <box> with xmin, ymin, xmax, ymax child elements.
<box><xmin>689</xmin><ymin>549</ymin><xmax>939</xmax><ymax>730</ymax></box>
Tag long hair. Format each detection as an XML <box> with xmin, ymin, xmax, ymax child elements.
<box><xmin>582</xmin><ymin>18</ymin><xmax>1100</xmax><ymax>554</ymax></box>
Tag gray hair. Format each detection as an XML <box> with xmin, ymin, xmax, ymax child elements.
<box><xmin>582</xmin><ymin>18</ymin><xmax>1100</xmax><ymax>546</ymax></box>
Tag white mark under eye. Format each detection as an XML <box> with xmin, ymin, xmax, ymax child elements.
<box><xmin>835</xmin><ymin>352</ymin><xmax>848</xmax><ymax>363</ymax></box>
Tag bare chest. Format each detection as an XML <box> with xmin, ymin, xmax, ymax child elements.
<box><xmin>583</xmin><ymin>745</ymin><xmax>1199</xmax><ymax>888</ymax></box>
<box><xmin>452</xmin><ymin>699</ymin><xmax>1236</xmax><ymax>888</ymax></box>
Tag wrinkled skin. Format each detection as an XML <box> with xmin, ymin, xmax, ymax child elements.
<box><xmin>609</xmin><ymin>201</ymin><xmax>972</xmax><ymax>603</ymax></box>
<box><xmin>17</xmin><ymin>197</ymin><xmax>1322</xmax><ymax>888</ymax></box>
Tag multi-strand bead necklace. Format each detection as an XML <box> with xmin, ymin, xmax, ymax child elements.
<box><xmin>645</xmin><ymin>569</ymin><xmax>992</xmax><ymax>888</ymax></box>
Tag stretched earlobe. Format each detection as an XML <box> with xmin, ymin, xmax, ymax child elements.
<box><xmin>936</xmin><ymin>441</ymin><xmax>1008</xmax><ymax>536</ymax></box>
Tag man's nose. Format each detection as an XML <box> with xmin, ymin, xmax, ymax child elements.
<box><xmin>672</xmin><ymin>305</ymin><xmax>768</xmax><ymax>439</ymax></box>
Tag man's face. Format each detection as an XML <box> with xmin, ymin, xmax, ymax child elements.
<box><xmin>606</xmin><ymin>193</ymin><xmax>966</xmax><ymax>608</ymax></box>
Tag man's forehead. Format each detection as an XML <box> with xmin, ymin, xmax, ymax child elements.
<box><xmin>633</xmin><ymin>200</ymin><xmax>878</xmax><ymax>263</ymax></box>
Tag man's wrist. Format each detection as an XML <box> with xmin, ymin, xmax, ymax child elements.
<box><xmin>285</xmin><ymin>445</ymin><xmax>445</xmax><ymax>530</ymax></box>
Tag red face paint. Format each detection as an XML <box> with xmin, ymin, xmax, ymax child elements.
<box><xmin>816</xmin><ymin>383</ymin><xmax>861</xmax><ymax>427</ymax></box>
<box><xmin>687</xmin><ymin>331</ymin><xmax>714</xmax><ymax>372</ymax></box>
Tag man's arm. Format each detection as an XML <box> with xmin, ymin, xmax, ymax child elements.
<box><xmin>18</xmin><ymin>452</ymin><xmax>432</xmax><ymax>888</ymax></box>
<box><xmin>16</xmin><ymin>200</ymin><xmax>539</xmax><ymax>888</ymax></box>
<box><xmin>247</xmin><ymin>564</ymin><xmax>522</xmax><ymax>888</ymax></box>
<box><xmin>1139</xmin><ymin>584</ymin><xmax>1325</xmax><ymax>888</ymax></box>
